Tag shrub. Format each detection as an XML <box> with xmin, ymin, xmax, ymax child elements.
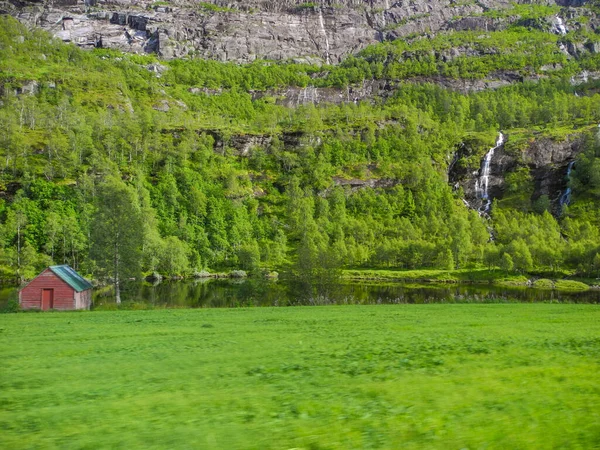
<box><xmin>554</xmin><ymin>280</ymin><xmax>589</xmax><ymax>291</ymax></box>
<box><xmin>193</xmin><ymin>270</ymin><xmax>212</xmax><ymax>278</ymax></box>
<box><xmin>533</xmin><ymin>279</ymin><xmax>554</xmax><ymax>289</ymax></box>
<box><xmin>1</xmin><ymin>299</ymin><xmax>20</xmax><ymax>313</ymax></box>
<box><xmin>230</xmin><ymin>270</ymin><xmax>248</xmax><ymax>278</ymax></box>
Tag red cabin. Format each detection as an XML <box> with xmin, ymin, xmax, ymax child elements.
<box><xmin>19</xmin><ymin>265</ymin><xmax>93</xmax><ymax>311</ymax></box>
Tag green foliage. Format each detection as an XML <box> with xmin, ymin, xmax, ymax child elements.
<box><xmin>196</xmin><ymin>2</ymin><xmax>236</xmax><ymax>13</ymax></box>
<box><xmin>533</xmin><ymin>278</ymin><xmax>554</xmax><ymax>289</ymax></box>
<box><xmin>500</xmin><ymin>253</ymin><xmax>514</xmax><ymax>274</ymax></box>
<box><xmin>90</xmin><ymin>177</ymin><xmax>144</xmax><ymax>300</ymax></box>
<box><xmin>158</xmin><ymin>236</ymin><xmax>190</xmax><ymax>276</ymax></box>
<box><xmin>482</xmin><ymin>4</ymin><xmax>560</xmax><ymax>20</ymax></box>
<box><xmin>296</xmin><ymin>2</ymin><xmax>319</xmax><ymax>10</ymax></box>
<box><xmin>554</xmin><ymin>279</ymin><xmax>590</xmax><ymax>291</ymax></box>
<box><xmin>237</xmin><ymin>241</ymin><xmax>261</xmax><ymax>273</ymax></box>
<box><xmin>1</xmin><ymin>298</ymin><xmax>20</xmax><ymax>313</ymax></box>
<box><xmin>0</xmin><ymin>13</ymin><xmax>600</xmax><ymax>281</ymax></box>
<box><xmin>342</xmin><ymin>268</ymin><xmax>531</xmax><ymax>285</ymax></box>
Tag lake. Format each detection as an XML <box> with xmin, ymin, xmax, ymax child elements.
<box><xmin>2</xmin><ymin>278</ymin><xmax>599</xmax><ymax>310</ymax></box>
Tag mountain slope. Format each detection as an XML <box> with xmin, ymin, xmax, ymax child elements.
<box><xmin>0</xmin><ymin>5</ymin><xmax>599</xmax><ymax>283</ymax></box>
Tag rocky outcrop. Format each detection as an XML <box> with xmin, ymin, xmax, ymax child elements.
<box><xmin>2</xmin><ymin>0</ymin><xmax>594</xmax><ymax>62</ymax></box>
<box><xmin>449</xmin><ymin>133</ymin><xmax>586</xmax><ymax>214</ymax></box>
<box><xmin>332</xmin><ymin>176</ymin><xmax>399</xmax><ymax>192</ymax></box>
<box><xmin>249</xmin><ymin>80</ymin><xmax>394</xmax><ymax>107</ymax></box>
<box><xmin>249</xmin><ymin>75</ymin><xmax>521</xmax><ymax>106</ymax></box>
<box><xmin>524</xmin><ymin>137</ymin><xmax>586</xmax><ymax>210</ymax></box>
<box><xmin>189</xmin><ymin>71</ymin><xmax>571</xmax><ymax>110</ymax></box>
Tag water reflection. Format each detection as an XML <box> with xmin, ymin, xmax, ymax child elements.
<box><xmin>92</xmin><ymin>278</ymin><xmax>600</xmax><ymax>308</ymax></box>
<box><xmin>96</xmin><ymin>278</ymin><xmax>291</xmax><ymax>308</ymax></box>
<box><xmin>1</xmin><ymin>278</ymin><xmax>598</xmax><ymax>311</ymax></box>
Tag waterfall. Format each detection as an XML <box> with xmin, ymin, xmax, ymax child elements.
<box><xmin>381</xmin><ymin>0</ymin><xmax>389</xmax><ymax>27</ymax></box>
<box><xmin>552</xmin><ymin>16</ymin><xmax>568</xmax><ymax>36</ymax></box>
<box><xmin>475</xmin><ymin>132</ymin><xmax>504</xmax><ymax>214</ymax></box>
<box><xmin>318</xmin><ymin>8</ymin><xmax>331</xmax><ymax>65</ymax></box>
<box><xmin>559</xmin><ymin>161</ymin><xmax>575</xmax><ymax>208</ymax></box>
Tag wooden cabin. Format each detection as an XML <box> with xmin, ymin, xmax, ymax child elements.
<box><xmin>19</xmin><ymin>265</ymin><xmax>93</xmax><ymax>311</ymax></box>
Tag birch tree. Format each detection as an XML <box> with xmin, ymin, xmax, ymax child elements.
<box><xmin>90</xmin><ymin>177</ymin><xmax>143</xmax><ymax>304</ymax></box>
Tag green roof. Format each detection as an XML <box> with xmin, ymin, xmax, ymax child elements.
<box><xmin>50</xmin><ymin>265</ymin><xmax>93</xmax><ymax>292</ymax></box>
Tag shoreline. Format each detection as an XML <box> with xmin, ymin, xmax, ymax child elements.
<box><xmin>342</xmin><ymin>269</ymin><xmax>597</xmax><ymax>291</ymax></box>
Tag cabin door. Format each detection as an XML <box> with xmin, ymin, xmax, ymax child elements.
<box><xmin>41</xmin><ymin>289</ymin><xmax>54</xmax><ymax>310</ymax></box>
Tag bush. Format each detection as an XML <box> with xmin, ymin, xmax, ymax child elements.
<box><xmin>554</xmin><ymin>280</ymin><xmax>590</xmax><ymax>291</ymax></box>
<box><xmin>1</xmin><ymin>299</ymin><xmax>20</xmax><ymax>313</ymax></box>
<box><xmin>230</xmin><ymin>270</ymin><xmax>248</xmax><ymax>278</ymax></box>
<box><xmin>533</xmin><ymin>278</ymin><xmax>554</xmax><ymax>289</ymax></box>
<box><xmin>193</xmin><ymin>270</ymin><xmax>212</xmax><ymax>278</ymax></box>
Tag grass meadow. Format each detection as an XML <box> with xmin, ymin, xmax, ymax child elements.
<box><xmin>1</xmin><ymin>304</ymin><xmax>600</xmax><ymax>449</ymax></box>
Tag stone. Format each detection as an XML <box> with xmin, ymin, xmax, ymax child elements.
<box><xmin>585</xmin><ymin>42</ymin><xmax>600</xmax><ymax>54</ymax></box>
<box><xmin>6</xmin><ymin>0</ymin><xmax>593</xmax><ymax>62</ymax></box>
<box><xmin>16</xmin><ymin>80</ymin><xmax>39</xmax><ymax>96</ymax></box>
<box><xmin>152</xmin><ymin>99</ymin><xmax>170</xmax><ymax>112</ymax></box>
<box><xmin>146</xmin><ymin>63</ymin><xmax>168</xmax><ymax>74</ymax></box>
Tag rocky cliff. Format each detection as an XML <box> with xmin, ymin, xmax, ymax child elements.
<box><xmin>2</xmin><ymin>0</ymin><xmax>596</xmax><ymax>62</ymax></box>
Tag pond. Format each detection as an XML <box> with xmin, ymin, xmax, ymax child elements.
<box><xmin>3</xmin><ymin>278</ymin><xmax>598</xmax><ymax>310</ymax></box>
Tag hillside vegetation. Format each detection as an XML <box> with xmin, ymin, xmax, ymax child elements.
<box><xmin>0</xmin><ymin>5</ymin><xmax>600</xmax><ymax>284</ymax></box>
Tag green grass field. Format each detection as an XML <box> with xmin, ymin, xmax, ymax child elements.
<box><xmin>2</xmin><ymin>305</ymin><xmax>600</xmax><ymax>449</ymax></box>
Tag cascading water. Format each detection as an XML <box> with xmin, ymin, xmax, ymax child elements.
<box><xmin>475</xmin><ymin>132</ymin><xmax>504</xmax><ymax>214</ymax></box>
<box><xmin>559</xmin><ymin>161</ymin><xmax>575</xmax><ymax>208</ymax></box>
<box><xmin>318</xmin><ymin>9</ymin><xmax>331</xmax><ymax>65</ymax></box>
<box><xmin>552</xmin><ymin>16</ymin><xmax>568</xmax><ymax>36</ymax></box>
<box><xmin>381</xmin><ymin>0</ymin><xmax>389</xmax><ymax>28</ymax></box>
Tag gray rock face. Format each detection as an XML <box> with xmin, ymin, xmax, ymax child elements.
<box><xmin>246</xmin><ymin>74</ymin><xmax>527</xmax><ymax>107</ymax></box>
<box><xmin>333</xmin><ymin>176</ymin><xmax>399</xmax><ymax>192</ymax></box>
<box><xmin>2</xmin><ymin>0</ymin><xmax>591</xmax><ymax>62</ymax></box>
<box><xmin>250</xmin><ymin>80</ymin><xmax>394</xmax><ymax>107</ymax></box>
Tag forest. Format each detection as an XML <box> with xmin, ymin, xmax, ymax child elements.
<box><xmin>1</xmin><ymin>6</ymin><xmax>600</xmax><ymax>285</ymax></box>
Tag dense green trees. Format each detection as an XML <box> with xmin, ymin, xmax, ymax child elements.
<box><xmin>1</xmin><ymin>13</ymin><xmax>600</xmax><ymax>286</ymax></box>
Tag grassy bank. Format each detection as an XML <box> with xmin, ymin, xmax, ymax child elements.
<box><xmin>343</xmin><ymin>268</ymin><xmax>526</xmax><ymax>284</ymax></box>
<box><xmin>343</xmin><ymin>269</ymin><xmax>594</xmax><ymax>290</ymax></box>
<box><xmin>1</xmin><ymin>305</ymin><xmax>600</xmax><ymax>449</ymax></box>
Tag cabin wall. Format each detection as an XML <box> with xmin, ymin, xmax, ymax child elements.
<box><xmin>19</xmin><ymin>269</ymin><xmax>75</xmax><ymax>310</ymax></box>
<box><xmin>74</xmin><ymin>289</ymin><xmax>92</xmax><ymax>310</ymax></box>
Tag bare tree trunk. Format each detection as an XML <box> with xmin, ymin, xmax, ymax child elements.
<box><xmin>114</xmin><ymin>241</ymin><xmax>121</xmax><ymax>304</ymax></box>
<box><xmin>16</xmin><ymin>222</ymin><xmax>21</xmax><ymax>283</ymax></box>
<box><xmin>63</xmin><ymin>230</ymin><xmax>67</xmax><ymax>264</ymax></box>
